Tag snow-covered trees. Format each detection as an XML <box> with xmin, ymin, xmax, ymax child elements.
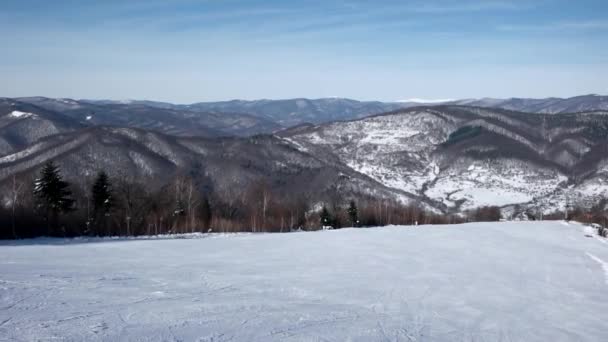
<box><xmin>33</xmin><ymin>161</ymin><xmax>75</xmax><ymax>233</ymax></box>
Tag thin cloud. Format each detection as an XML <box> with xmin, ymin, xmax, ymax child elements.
<box><xmin>498</xmin><ymin>20</ymin><xmax>608</xmax><ymax>32</ymax></box>
<box><xmin>408</xmin><ymin>1</ymin><xmax>530</xmax><ymax>13</ymax></box>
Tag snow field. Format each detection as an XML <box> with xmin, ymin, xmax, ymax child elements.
<box><xmin>1</xmin><ymin>221</ymin><xmax>607</xmax><ymax>341</ymax></box>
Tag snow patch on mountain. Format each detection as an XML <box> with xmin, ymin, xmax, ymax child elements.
<box><xmin>0</xmin><ymin>142</ymin><xmax>46</xmax><ymax>164</ymax></box>
<box><xmin>426</xmin><ymin>160</ymin><xmax>567</xmax><ymax>210</ymax></box>
<box><xmin>291</xmin><ymin>110</ymin><xmax>458</xmax><ymax>197</ymax></box>
<box><xmin>7</xmin><ymin>110</ymin><xmax>34</xmax><ymax>118</ymax></box>
<box><xmin>128</xmin><ymin>151</ymin><xmax>154</xmax><ymax>176</ymax></box>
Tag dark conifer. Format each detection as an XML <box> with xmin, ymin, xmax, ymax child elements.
<box><xmin>320</xmin><ymin>205</ymin><xmax>332</xmax><ymax>228</ymax></box>
<box><xmin>200</xmin><ymin>196</ymin><xmax>212</xmax><ymax>231</ymax></box>
<box><xmin>33</xmin><ymin>161</ymin><xmax>75</xmax><ymax>234</ymax></box>
<box><xmin>91</xmin><ymin>171</ymin><xmax>113</xmax><ymax>235</ymax></box>
<box><xmin>347</xmin><ymin>200</ymin><xmax>359</xmax><ymax>227</ymax></box>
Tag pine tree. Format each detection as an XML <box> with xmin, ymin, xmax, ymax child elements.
<box><xmin>347</xmin><ymin>200</ymin><xmax>358</xmax><ymax>227</ymax></box>
<box><xmin>320</xmin><ymin>205</ymin><xmax>332</xmax><ymax>229</ymax></box>
<box><xmin>33</xmin><ymin>161</ymin><xmax>75</xmax><ymax>234</ymax></box>
<box><xmin>92</xmin><ymin>171</ymin><xmax>113</xmax><ymax>214</ymax></box>
<box><xmin>200</xmin><ymin>196</ymin><xmax>212</xmax><ymax>231</ymax></box>
<box><xmin>91</xmin><ymin>171</ymin><xmax>113</xmax><ymax>235</ymax></box>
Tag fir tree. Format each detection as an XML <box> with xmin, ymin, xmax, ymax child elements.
<box><xmin>347</xmin><ymin>200</ymin><xmax>359</xmax><ymax>227</ymax></box>
<box><xmin>92</xmin><ymin>171</ymin><xmax>113</xmax><ymax>215</ymax></box>
<box><xmin>320</xmin><ymin>205</ymin><xmax>332</xmax><ymax>228</ymax></box>
<box><xmin>91</xmin><ymin>171</ymin><xmax>113</xmax><ymax>235</ymax></box>
<box><xmin>200</xmin><ymin>196</ymin><xmax>212</xmax><ymax>231</ymax></box>
<box><xmin>33</xmin><ymin>161</ymin><xmax>75</xmax><ymax>234</ymax></box>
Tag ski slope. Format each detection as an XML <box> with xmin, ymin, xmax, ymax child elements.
<box><xmin>1</xmin><ymin>221</ymin><xmax>607</xmax><ymax>341</ymax></box>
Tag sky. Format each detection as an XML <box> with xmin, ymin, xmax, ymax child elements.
<box><xmin>1</xmin><ymin>0</ymin><xmax>607</xmax><ymax>103</ymax></box>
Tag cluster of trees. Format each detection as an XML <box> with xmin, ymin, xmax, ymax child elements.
<box><xmin>542</xmin><ymin>199</ymin><xmax>608</xmax><ymax>227</ymax></box>
<box><xmin>0</xmin><ymin>162</ymin><xmax>469</xmax><ymax>239</ymax></box>
<box><xmin>9</xmin><ymin>162</ymin><xmax>608</xmax><ymax>241</ymax></box>
<box><xmin>5</xmin><ymin>162</ymin><xmax>608</xmax><ymax>240</ymax></box>
<box><xmin>318</xmin><ymin>199</ymin><xmax>464</xmax><ymax>229</ymax></box>
<box><xmin>1</xmin><ymin>162</ymin><xmax>213</xmax><ymax>239</ymax></box>
<box><xmin>468</xmin><ymin>206</ymin><xmax>502</xmax><ymax>222</ymax></box>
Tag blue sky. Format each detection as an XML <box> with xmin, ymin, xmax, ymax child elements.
<box><xmin>1</xmin><ymin>0</ymin><xmax>607</xmax><ymax>102</ymax></box>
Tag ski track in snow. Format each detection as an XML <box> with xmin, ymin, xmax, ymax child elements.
<box><xmin>0</xmin><ymin>221</ymin><xmax>607</xmax><ymax>341</ymax></box>
<box><xmin>586</xmin><ymin>253</ymin><xmax>608</xmax><ymax>286</ymax></box>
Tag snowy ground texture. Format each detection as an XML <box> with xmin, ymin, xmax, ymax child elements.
<box><xmin>1</xmin><ymin>221</ymin><xmax>608</xmax><ymax>342</ymax></box>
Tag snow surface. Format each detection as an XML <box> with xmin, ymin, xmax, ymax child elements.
<box><xmin>1</xmin><ymin>221</ymin><xmax>607</xmax><ymax>341</ymax></box>
<box><xmin>425</xmin><ymin>160</ymin><xmax>567</xmax><ymax>210</ymax></box>
<box><xmin>7</xmin><ymin>111</ymin><xmax>34</xmax><ymax>118</ymax></box>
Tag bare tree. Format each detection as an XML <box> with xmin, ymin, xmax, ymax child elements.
<box><xmin>10</xmin><ymin>174</ymin><xmax>24</xmax><ymax>238</ymax></box>
<box><xmin>186</xmin><ymin>178</ymin><xmax>196</xmax><ymax>233</ymax></box>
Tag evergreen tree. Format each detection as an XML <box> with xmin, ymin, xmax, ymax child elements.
<box><xmin>320</xmin><ymin>205</ymin><xmax>332</xmax><ymax>228</ymax></box>
<box><xmin>347</xmin><ymin>200</ymin><xmax>359</xmax><ymax>227</ymax></box>
<box><xmin>33</xmin><ymin>161</ymin><xmax>75</xmax><ymax>234</ymax></box>
<box><xmin>91</xmin><ymin>171</ymin><xmax>113</xmax><ymax>235</ymax></box>
<box><xmin>200</xmin><ymin>196</ymin><xmax>212</xmax><ymax>231</ymax></box>
<box><xmin>92</xmin><ymin>171</ymin><xmax>113</xmax><ymax>215</ymax></box>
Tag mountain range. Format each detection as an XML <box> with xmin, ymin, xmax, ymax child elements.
<box><xmin>84</xmin><ymin>94</ymin><xmax>608</xmax><ymax>125</ymax></box>
<box><xmin>444</xmin><ymin>95</ymin><xmax>608</xmax><ymax>114</ymax></box>
<box><xmin>1</xmin><ymin>95</ymin><xmax>608</xmax><ymax>216</ymax></box>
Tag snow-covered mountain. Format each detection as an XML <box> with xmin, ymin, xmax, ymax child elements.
<box><xmin>448</xmin><ymin>94</ymin><xmax>608</xmax><ymax>114</ymax></box>
<box><xmin>0</xmin><ymin>124</ymin><xmax>410</xmax><ymax>209</ymax></box>
<box><xmin>3</xmin><ymin>95</ymin><xmax>608</xmax><ymax>215</ymax></box>
<box><xmin>77</xmin><ymin>97</ymin><xmax>406</xmax><ymax>127</ymax></box>
<box><xmin>9</xmin><ymin>95</ymin><xmax>607</xmax><ymax>133</ymax></box>
<box><xmin>90</xmin><ymin>95</ymin><xmax>608</xmax><ymax>125</ymax></box>
<box><xmin>6</xmin><ymin>97</ymin><xmax>280</xmax><ymax>137</ymax></box>
<box><xmin>185</xmin><ymin>98</ymin><xmax>407</xmax><ymax>127</ymax></box>
<box><xmin>281</xmin><ymin>106</ymin><xmax>608</xmax><ymax>214</ymax></box>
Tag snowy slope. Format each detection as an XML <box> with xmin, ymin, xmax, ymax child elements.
<box><xmin>286</xmin><ymin>110</ymin><xmax>455</xmax><ymax>199</ymax></box>
<box><xmin>1</xmin><ymin>221</ymin><xmax>607</xmax><ymax>341</ymax></box>
<box><xmin>284</xmin><ymin>106</ymin><xmax>608</xmax><ymax>213</ymax></box>
<box><xmin>425</xmin><ymin>159</ymin><xmax>567</xmax><ymax>211</ymax></box>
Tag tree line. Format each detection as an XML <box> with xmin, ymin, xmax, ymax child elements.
<box><xmin>0</xmin><ymin>162</ymin><xmax>476</xmax><ymax>239</ymax></box>
<box><xmin>10</xmin><ymin>161</ymin><xmax>607</xmax><ymax>240</ymax></box>
<box><xmin>7</xmin><ymin>161</ymin><xmax>607</xmax><ymax>240</ymax></box>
